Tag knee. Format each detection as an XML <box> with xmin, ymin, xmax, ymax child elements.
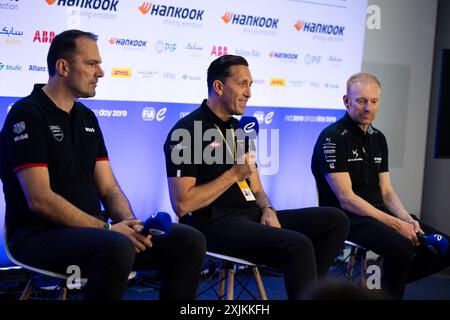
<box><xmin>102</xmin><ymin>233</ymin><xmax>136</xmax><ymax>271</ymax></box>
<box><xmin>322</xmin><ymin>207</ymin><xmax>350</xmax><ymax>237</ymax></box>
<box><xmin>174</xmin><ymin>225</ymin><xmax>206</xmax><ymax>258</ymax></box>
<box><xmin>387</xmin><ymin>240</ymin><xmax>415</xmax><ymax>265</ymax></box>
<box><xmin>287</xmin><ymin>236</ymin><xmax>315</xmax><ymax>261</ymax></box>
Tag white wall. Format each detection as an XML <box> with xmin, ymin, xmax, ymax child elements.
<box><xmin>362</xmin><ymin>0</ymin><xmax>438</xmax><ymax>217</ymax></box>
<box><xmin>422</xmin><ymin>0</ymin><xmax>450</xmax><ymax>234</ymax></box>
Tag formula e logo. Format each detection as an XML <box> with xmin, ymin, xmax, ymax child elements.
<box><xmin>243</xmin><ymin>122</ymin><xmax>256</xmax><ymax>133</ymax></box>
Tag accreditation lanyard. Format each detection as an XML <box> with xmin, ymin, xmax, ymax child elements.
<box><xmin>212</xmin><ymin>123</ymin><xmax>256</xmax><ymax>201</ymax></box>
<box><xmin>213</xmin><ymin>123</ymin><xmax>236</xmax><ymax>161</ymax></box>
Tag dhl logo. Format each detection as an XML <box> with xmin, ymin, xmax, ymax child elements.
<box><xmin>270</xmin><ymin>78</ymin><xmax>286</xmax><ymax>86</ymax></box>
<box><xmin>111</xmin><ymin>68</ymin><xmax>132</xmax><ymax>78</ymax></box>
<box><xmin>221</xmin><ymin>12</ymin><xmax>233</xmax><ymax>23</ymax></box>
<box><xmin>139</xmin><ymin>2</ymin><xmax>152</xmax><ymax>14</ymax></box>
<box><xmin>294</xmin><ymin>20</ymin><xmax>305</xmax><ymax>31</ymax></box>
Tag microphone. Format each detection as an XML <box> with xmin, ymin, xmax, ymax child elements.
<box><xmin>237</xmin><ymin>116</ymin><xmax>260</xmax><ymax>135</ymax></box>
<box><xmin>236</xmin><ymin>116</ymin><xmax>259</xmax><ymax>158</ymax></box>
<box><xmin>417</xmin><ymin>233</ymin><xmax>449</xmax><ymax>255</ymax></box>
<box><xmin>141</xmin><ymin>211</ymin><xmax>173</xmax><ymax>237</ymax></box>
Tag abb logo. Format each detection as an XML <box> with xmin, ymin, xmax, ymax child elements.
<box><xmin>33</xmin><ymin>30</ymin><xmax>55</xmax><ymax>43</ymax></box>
<box><xmin>210</xmin><ymin>45</ymin><xmax>228</xmax><ymax>56</ymax></box>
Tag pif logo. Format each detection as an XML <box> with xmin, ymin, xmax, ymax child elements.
<box><xmin>33</xmin><ymin>30</ymin><xmax>55</xmax><ymax>43</ymax></box>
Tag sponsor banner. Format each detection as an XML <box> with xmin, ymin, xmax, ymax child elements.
<box><xmin>0</xmin><ymin>0</ymin><xmax>366</xmax><ymax>109</ymax></box>
<box><xmin>0</xmin><ymin>0</ymin><xmax>367</xmax><ymax>267</ymax></box>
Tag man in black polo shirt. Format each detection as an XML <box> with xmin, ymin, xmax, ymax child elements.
<box><xmin>163</xmin><ymin>55</ymin><xmax>349</xmax><ymax>299</ymax></box>
<box><xmin>0</xmin><ymin>30</ymin><xmax>205</xmax><ymax>299</ymax></box>
<box><xmin>311</xmin><ymin>72</ymin><xmax>450</xmax><ymax>299</ymax></box>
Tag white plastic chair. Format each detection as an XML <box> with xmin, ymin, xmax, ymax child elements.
<box><xmin>200</xmin><ymin>251</ymin><xmax>267</xmax><ymax>300</ymax></box>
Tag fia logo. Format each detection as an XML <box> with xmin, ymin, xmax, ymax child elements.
<box><xmin>142</xmin><ymin>107</ymin><xmax>167</xmax><ymax>121</ymax></box>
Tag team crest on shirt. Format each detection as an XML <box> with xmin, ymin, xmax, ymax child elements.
<box><xmin>13</xmin><ymin>121</ymin><xmax>25</xmax><ymax>134</ymax></box>
<box><xmin>49</xmin><ymin>125</ymin><xmax>64</xmax><ymax>142</ymax></box>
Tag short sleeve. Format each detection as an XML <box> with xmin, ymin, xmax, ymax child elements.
<box><xmin>3</xmin><ymin>105</ymin><xmax>48</xmax><ymax>173</ymax></box>
<box><xmin>379</xmin><ymin>132</ymin><xmax>389</xmax><ymax>172</ymax></box>
<box><xmin>163</xmin><ymin>125</ymin><xmax>197</xmax><ymax>178</ymax></box>
<box><xmin>89</xmin><ymin>110</ymin><xmax>108</xmax><ymax>160</ymax></box>
<box><xmin>315</xmin><ymin>131</ymin><xmax>348</xmax><ymax>174</ymax></box>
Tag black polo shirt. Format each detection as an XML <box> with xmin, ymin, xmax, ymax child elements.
<box><xmin>163</xmin><ymin>99</ymin><xmax>256</xmax><ymax>226</ymax></box>
<box><xmin>311</xmin><ymin>112</ymin><xmax>389</xmax><ymax>209</ymax></box>
<box><xmin>0</xmin><ymin>84</ymin><xmax>108</xmax><ymax>242</ymax></box>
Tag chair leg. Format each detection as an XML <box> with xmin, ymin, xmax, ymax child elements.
<box><xmin>58</xmin><ymin>286</ymin><xmax>67</xmax><ymax>300</ymax></box>
<box><xmin>347</xmin><ymin>249</ymin><xmax>356</xmax><ymax>282</ymax></box>
<box><xmin>226</xmin><ymin>266</ymin><xmax>235</xmax><ymax>300</ymax></box>
<box><xmin>20</xmin><ymin>279</ymin><xmax>34</xmax><ymax>300</ymax></box>
<box><xmin>218</xmin><ymin>267</ymin><xmax>227</xmax><ymax>300</ymax></box>
<box><xmin>252</xmin><ymin>267</ymin><xmax>267</xmax><ymax>300</ymax></box>
<box><xmin>360</xmin><ymin>252</ymin><xmax>367</xmax><ymax>287</ymax></box>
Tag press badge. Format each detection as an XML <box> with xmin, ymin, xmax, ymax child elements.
<box><xmin>237</xmin><ymin>180</ymin><xmax>256</xmax><ymax>201</ymax></box>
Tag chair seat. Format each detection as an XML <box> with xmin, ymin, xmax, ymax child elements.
<box><xmin>344</xmin><ymin>240</ymin><xmax>367</xmax><ymax>250</ymax></box>
<box><xmin>206</xmin><ymin>252</ymin><xmax>258</xmax><ymax>266</ymax></box>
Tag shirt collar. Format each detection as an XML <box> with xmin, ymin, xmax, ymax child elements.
<box><xmin>342</xmin><ymin>112</ymin><xmax>374</xmax><ymax>136</ymax></box>
<box><xmin>200</xmin><ymin>99</ymin><xmax>234</xmax><ymax>128</ymax></box>
<box><xmin>32</xmin><ymin>83</ymin><xmax>79</xmax><ymax>115</ymax></box>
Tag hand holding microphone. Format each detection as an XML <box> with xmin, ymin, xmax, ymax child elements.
<box><xmin>417</xmin><ymin>233</ymin><xmax>449</xmax><ymax>255</ymax></box>
<box><xmin>141</xmin><ymin>211</ymin><xmax>173</xmax><ymax>237</ymax></box>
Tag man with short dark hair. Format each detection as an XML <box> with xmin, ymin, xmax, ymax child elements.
<box><xmin>0</xmin><ymin>29</ymin><xmax>206</xmax><ymax>299</ymax></box>
<box><xmin>163</xmin><ymin>54</ymin><xmax>349</xmax><ymax>299</ymax></box>
<box><xmin>311</xmin><ymin>72</ymin><xmax>450</xmax><ymax>299</ymax></box>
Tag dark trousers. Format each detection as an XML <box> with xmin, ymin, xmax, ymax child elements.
<box><xmin>9</xmin><ymin>223</ymin><xmax>206</xmax><ymax>300</ymax></box>
<box><xmin>194</xmin><ymin>206</ymin><xmax>349</xmax><ymax>300</ymax></box>
<box><xmin>346</xmin><ymin>211</ymin><xmax>450</xmax><ymax>299</ymax></box>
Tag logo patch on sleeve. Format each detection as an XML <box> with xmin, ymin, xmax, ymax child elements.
<box><xmin>13</xmin><ymin>121</ymin><xmax>25</xmax><ymax>134</ymax></box>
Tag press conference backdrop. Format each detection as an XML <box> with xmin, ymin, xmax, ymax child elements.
<box><xmin>0</xmin><ymin>0</ymin><xmax>367</xmax><ymax>266</ymax></box>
